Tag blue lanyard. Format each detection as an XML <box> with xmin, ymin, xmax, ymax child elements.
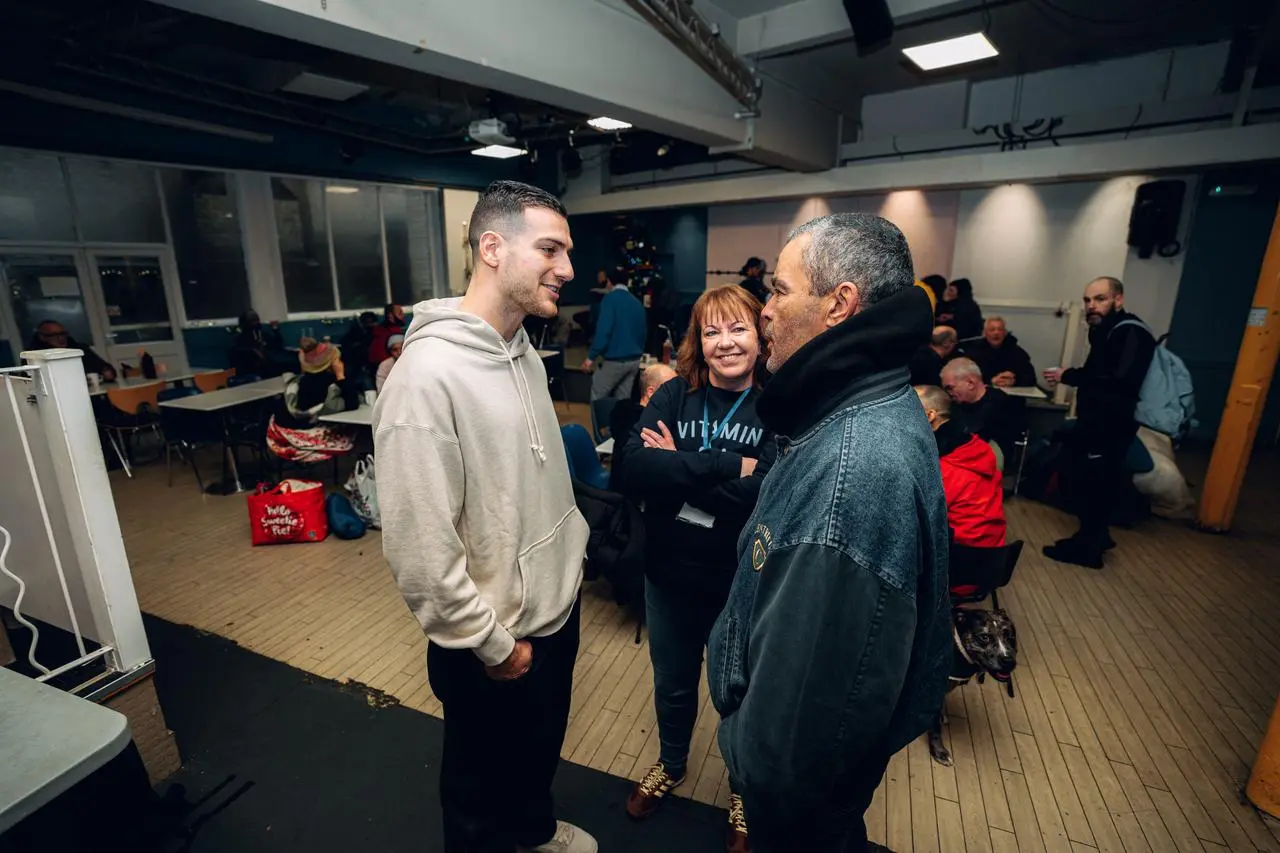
<box><xmin>701</xmin><ymin>388</ymin><xmax>751</xmax><ymax>452</ymax></box>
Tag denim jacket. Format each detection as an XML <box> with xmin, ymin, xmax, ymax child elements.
<box><xmin>707</xmin><ymin>286</ymin><xmax>951</xmax><ymax>822</ymax></box>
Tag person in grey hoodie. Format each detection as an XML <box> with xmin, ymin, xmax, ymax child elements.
<box><xmin>373</xmin><ymin>181</ymin><xmax>596</xmax><ymax>853</ymax></box>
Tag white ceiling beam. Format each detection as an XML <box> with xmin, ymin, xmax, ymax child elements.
<box><xmin>149</xmin><ymin>0</ymin><xmax>840</xmax><ymax>172</ymax></box>
<box><xmin>564</xmin><ymin>123</ymin><xmax>1280</xmax><ymax>213</ymax></box>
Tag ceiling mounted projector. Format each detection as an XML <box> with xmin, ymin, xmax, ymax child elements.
<box><xmin>469</xmin><ymin>118</ymin><xmax>516</xmax><ymax>146</ymax></box>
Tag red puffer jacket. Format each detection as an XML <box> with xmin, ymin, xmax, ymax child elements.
<box><xmin>940</xmin><ymin>430</ymin><xmax>1006</xmax><ymax>548</ymax></box>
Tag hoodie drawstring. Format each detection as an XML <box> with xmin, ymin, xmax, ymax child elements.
<box><xmin>502</xmin><ymin>342</ymin><xmax>547</xmax><ymax>463</ymax></box>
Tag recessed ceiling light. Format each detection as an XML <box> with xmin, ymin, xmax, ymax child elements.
<box><xmin>471</xmin><ymin>144</ymin><xmax>527</xmax><ymax>159</ymax></box>
<box><xmin>902</xmin><ymin>32</ymin><xmax>998</xmax><ymax>71</ymax></box>
<box><xmin>325</xmin><ymin>185</ymin><xmax>361</xmax><ymax>194</ymax></box>
<box><xmin>588</xmin><ymin>117</ymin><xmax>633</xmax><ymax>131</ymax></box>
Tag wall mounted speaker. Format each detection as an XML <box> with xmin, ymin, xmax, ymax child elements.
<box><xmin>843</xmin><ymin>0</ymin><xmax>894</xmax><ymax>57</ymax></box>
<box><xmin>1128</xmin><ymin>180</ymin><xmax>1185</xmax><ymax>259</ymax></box>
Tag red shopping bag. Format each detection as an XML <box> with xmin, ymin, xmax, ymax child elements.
<box><xmin>247</xmin><ymin>479</ymin><xmax>329</xmax><ymax>546</ymax></box>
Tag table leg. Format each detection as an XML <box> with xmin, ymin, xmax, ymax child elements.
<box><xmin>204</xmin><ymin>411</ymin><xmax>247</xmax><ymax>495</ymax></box>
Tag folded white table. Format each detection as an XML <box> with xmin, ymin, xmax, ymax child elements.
<box><xmin>0</xmin><ymin>667</ymin><xmax>131</xmax><ymax>833</ymax></box>
<box><xmin>319</xmin><ymin>404</ymin><xmax>373</xmax><ymax>427</ymax></box>
<box><xmin>159</xmin><ymin>376</ymin><xmax>287</xmax><ymax>494</ymax></box>
<box><xmin>1001</xmin><ymin>385</ymin><xmax>1048</xmax><ymax>400</ymax></box>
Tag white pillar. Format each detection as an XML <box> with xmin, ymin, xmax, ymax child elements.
<box><xmin>236</xmin><ymin>171</ymin><xmax>290</xmax><ymax>323</ymax></box>
<box><xmin>21</xmin><ymin>348</ymin><xmax>151</xmax><ymax>672</ymax></box>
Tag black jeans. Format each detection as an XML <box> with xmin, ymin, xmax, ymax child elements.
<box><xmin>645</xmin><ymin>577</ymin><xmax>727</xmax><ymax>779</ymax></box>
<box><xmin>744</xmin><ymin>753</ymin><xmax>890</xmax><ymax>853</ymax></box>
<box><xmin>1065</xmin><ymin>423</ymin><xmax>1136</xmax><ymax>552</ymax></box>
<box><xmin>427</xmin><ymin>598</ymin><xmax>580</xmax><ymax>853</ymax></box>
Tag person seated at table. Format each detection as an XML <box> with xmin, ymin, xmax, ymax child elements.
<box><xmin>28</xmin><ymin>321</ymin><xmax>115</xmax><ymax>381</ymax></box>
<box><xmin>963</xmin><ymin>316</ymin><xmax>1036</xmax><ymax>388</ymax></box>
<box><xmin>607</xmin><ymin>362</ymin><xmax>677</xmax><ymax>491</ymax></box>
<box><xmin>375</xmin><ymin>334</ymin><xmax>404</xmax><ymax>393</ymax></box>
<box><xmin>267</xmin><ymin>338</ymin><xmax>356</xmax><ymax>463</ymax></box>
<box><xmin>368</xmin><ymin>303</ymin><xmax>406</xmax><ymax>367</ymax></box>
<box><xmin>915</xmin><ymin>385</ymin><xmax>1006</xmax><ymax>548</ymax></box>
<box><xmin>340</xmin><ymin>311</ymin><xmax>380</xmax><ymax>386</ymax></box>
<box><xmin>941</xmin><ymin>357</ymin><xmax>1025</xmax><ymax>462</ymax></box>
<box><xmin>936</xmin><ymin>277</ymin><xmax>984</xmax><ymax>340</ymax></box>
<box><xmin>908</xmin><ymin>325</ymin><xmax>956</xmax><ymax>386</ymax></box>
<box><xmin>230</xmin><ymin>310</ymin><xmax>286</xmax><ymax>378</ymax></box>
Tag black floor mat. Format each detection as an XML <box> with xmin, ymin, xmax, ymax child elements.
<box><xmin>145</xmin><ymin>615</ymin><xmax>727</xmax><ymax>852</ymax></box>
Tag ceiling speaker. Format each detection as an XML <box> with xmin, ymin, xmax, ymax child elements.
<box><xmin>843</xmin><ymin>0</ymin><xmax>895</xmax><ymax>57</ymax></box>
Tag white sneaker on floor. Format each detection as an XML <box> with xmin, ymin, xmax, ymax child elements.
<box><xmin>519</xmin><ymin>820</ymin><xmax>598</xmax><ymax>853</ymax></box>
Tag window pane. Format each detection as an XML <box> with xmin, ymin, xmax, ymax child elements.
<box><xmin>160</xmin><ymin>169</ymin><xmax>251</xmax><ymax>321</ymax></box>
<box><xmin>96</xmin><ymin>255</ymin><xmax>173</xmax><ymax>345</ymax></box>
<box><xmin>328</xmin><ymin>184</ymin><xmax>385</xmax><ymax>311</ymax></box>
<box><xmin>0</xmin><ymin>150</ymin><xmax>76</xmax><ymax>241</ymax></box>
<box><xmin>384</xmin><ymin>187</ymin><xmax>440</xmax><ymax>305</ymax></box>
<box><xmin>2</xmin><ymin>253</ymin><xmax>94</xmax><ymax>346</ymax></box>
<box><xmin>273</xmin><ymin>177</ymin><xmax>334</xmax><ymax>313</ymax></box>
<box><xmin>65</xmin><ymin>158</ymin><xmax>166</xmax><ymax>242</ymax></box>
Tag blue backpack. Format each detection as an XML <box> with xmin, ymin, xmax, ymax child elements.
<box><xmin>1112</xmin><ymin>319</ymin><xmax>1196</xmax><ymax>439</ymax></box>
<box><xmin>326</xmin><ymin>492</ymin><xmax>367</xmax><ymax>540</ymax></box>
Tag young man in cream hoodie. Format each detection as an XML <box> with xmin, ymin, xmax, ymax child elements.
<box><xmin>374</xmin><ymin>181</ymin><xmax>594</xmax><ymax>853</ymax></box>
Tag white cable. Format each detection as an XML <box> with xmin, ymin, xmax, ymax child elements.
<box><xmin>0</xmin><ymin>524</ymin><xmax>51</xmax><ymax>675</ymax></box>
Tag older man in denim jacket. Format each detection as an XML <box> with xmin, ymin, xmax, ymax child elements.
<box><xmin>708</xmin><ymin>213</ymin><xmax>951</xmax><ymax>852</ymax></box>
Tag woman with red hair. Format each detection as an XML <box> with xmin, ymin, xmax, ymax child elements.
<box><xmin>618</xmin><ymin>284</ymin><xmax>777</xmax><ymax>850</ymax></box>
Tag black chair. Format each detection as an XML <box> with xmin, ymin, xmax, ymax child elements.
<box><xmin>158</xmin><ymin>387</ymin><xmax>220</xmax><ymax>490</ymax></box>
<box><xmin>950</xmin><ymin>540</ymin><xmax>1022</xmax><ymax>698</ymax></box>
<box><xmin>590</xmin><ymin>398</ymin><xmax>619</xmax><ymax>445</ymax></box>
<box><xmin>949</xmin><ymin>539</ymin><xmax>1022</xmax><ymax>611</ymax></box>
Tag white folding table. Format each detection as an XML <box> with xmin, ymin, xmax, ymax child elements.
<box><xmin>159</xmin><ymin>376</ymin><xmax>286</xmax><ymax>494</ymax></box>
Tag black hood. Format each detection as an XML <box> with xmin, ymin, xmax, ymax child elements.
<box><xmin>933</xmin><ymin>417</ymin><xmax>972</xmax><ymax>457</ymax></box>
<box><xmin>759</xmin><ymin>285</ymin><xmax>934</xmax><ymax>437</ymax></box>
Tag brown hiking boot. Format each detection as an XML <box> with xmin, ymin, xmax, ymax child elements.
<box><xmin>625</xmin><ymin>763</ymin><xmax>685</xmax><ymax>820</ymax></box>
<box><xmin>726</xmin><ymin>793</ymin><xmax>751</xmax><ymax>852</ymax></box>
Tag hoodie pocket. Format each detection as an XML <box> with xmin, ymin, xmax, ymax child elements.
<box><xmin>513</xmin><ymin>509</ymin><xmax>588</xmax><ymax>630</ymax></box>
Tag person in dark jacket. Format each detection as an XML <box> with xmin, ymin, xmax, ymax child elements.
<box><xmin>916</xmin><ymin>385</ymin><xmax>1007</xmax><ymax>548</ymax></box>
<box><xmin>1043</xmin><ymin>276</ymin><xmax>1155</xmax><ymax>568</ymax></box>
<box><xmin>229</xmin><ymin>310</ymin><xmax>285</xmax><ymax>378</ymax></box>
<box><xmin>964</xmin><ymin>317</ymin><xmax>1036</xmax><ymax>387</ymax></box>
<box><xmin>707</xmin><ymin>213</ymin><xmax>950</xmax><ymax>853</ymax></box>
<box><xmin>620</xmin><ymin>285</ymin><xmax>776</xmax><ymax>849</ymax></box>
<box><xmin>28</xmin><ymin>321</ymin><xmax>115</xmax><ymax>380</ymax></box>
<box><xmin>908</xmin><ymin>325</ymin><xmax>957</xmax><ymax>386</ymax></box>
<box><xmin>340</xmin><ymin>311</ymin><xmax>379</xmax><ymax>386</ymax></box>
<box><xmin>936</xmin><ymin>277</ymin><xmax>984</xmax><ymax>340</ymax></box>
<box><xmin>737</xmin><ymin>257</ymin><xmax>770</xmax><ymax>305</ymax></box>
<box><xmin>607</xmin><ymin>363</ymin><xmax>677</xmax><ymax>492</ymax></box>
<box><xmin>941</xmin><ymin>357</ymin><xmax>1026</xmax><ymax>462</ymax></box>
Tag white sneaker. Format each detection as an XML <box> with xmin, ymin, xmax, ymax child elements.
<box><xmin>519</xmin><ymin>820</ymin><xmax>598</xmax><ymax>853</ymax></box>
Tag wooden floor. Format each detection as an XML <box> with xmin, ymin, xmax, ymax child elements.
<box><xmin>115</xmin><ymin>422</ymin><xmax>1280</xmax><ymax>853</ymax></box>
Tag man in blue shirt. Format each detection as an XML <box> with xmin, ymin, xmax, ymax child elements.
<box><xmin>582</xmin><ymin>272</ymin><xmax>648</xmax><ymax>400</ymax></box>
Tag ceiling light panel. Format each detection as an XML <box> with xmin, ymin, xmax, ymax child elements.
<box><xmin>902</xmin><ymin>32</ymin><xmax>998</xmax><ymax>71</ymax></box>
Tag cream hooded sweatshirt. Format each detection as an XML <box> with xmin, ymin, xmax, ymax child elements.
<box><xmin>373</xmin><ymin>298</ymin><xmax>588</xmax><ymax>666</ymax></box>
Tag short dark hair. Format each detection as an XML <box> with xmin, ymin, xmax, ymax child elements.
<box><xmin>1092</xmin><ymin>276</ymin><xmax>1124</xmax><ymax>296</ymax></box>
<box><xmin>785</xmin><ymin>213</ymin><xmax>915</xmax><ymax>307</ymax></box>
<box><xmin>468</xmin><ymin>180</ymin><xmax>567</xmax><ymax>254</ymax></box>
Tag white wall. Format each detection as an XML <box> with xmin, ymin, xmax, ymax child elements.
<box><xmin>706</xmin><ymin>190</ymin><xmax>959</xmax><ymax>289</ymax></box>
<box><xmin>442</xmin><ymin>188</ymin><xmax>479</xmax><ymax>296</ymax></box>
<box><xmin>705</xmin><ymin>175</ymin><xmax>1195</xmax><ymax>375</ymax></box>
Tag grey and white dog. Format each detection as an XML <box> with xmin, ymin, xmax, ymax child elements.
<box><xmin>928</xmin><ymin>607</ymin><xmax>1018</xmax><ymax>766</ymax></box>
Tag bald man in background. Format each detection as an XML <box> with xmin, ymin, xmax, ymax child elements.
<box><xmin>608</xmin><ymin>363</ymin><xmax>677</xmax><ymax>491</ymax></box>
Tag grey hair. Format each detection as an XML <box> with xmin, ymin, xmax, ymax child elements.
<box><xmin>785</xmin><ymin>213</ymin><xmax>915</xmax><ymax>306</ymax></box>
<box><xmin>914</xmin><ymin>385</ymin><xmax>952</xmax><ymax>419</ymax></box>
<box><xmin>931</xmin><ymin>326</ymin><xmax>957</xmax><ymax>347</ymax></box>
<box><xmin>941</xmin><ymin>357</ymin><xmax>983</xmax><ymax>383</ymax></box>
<box><xmin>985</xmin><ymin>316</ymin><xmax>1006</xmax><ymax>327</ymax></box>
<box><xmin>1091</xmin><ymin>276</ymin><xmax>1124</xmax><ymax>296</ymax></box>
